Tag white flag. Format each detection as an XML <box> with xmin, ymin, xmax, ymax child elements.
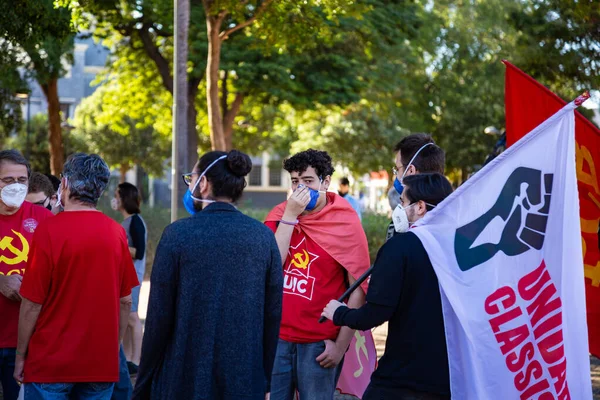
<box><xmin>412</xmin><ymin>102</ymin><xmax>592</xmax><ymax>399</ymax></box>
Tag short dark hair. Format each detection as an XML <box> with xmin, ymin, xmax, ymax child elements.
<box><xmin>339</xmin><ymin>177</ymin><xmax>350</xmax><ymax>186</ymax></box>
<box><xmin>63</xmin><ymin>153</ymin><xmax>110</xmax><ymax>206</ymax></box>
<box><xmin>0</xmin><ymin>150</ymin><xmax>31</xmax><ymax>177</ymax></box>
<box><xmin>283</xmin><ymin>149</ymin><xmax>335</xmax><ymax>178</ymax></box>
<box><xmin>394</xmin><ymin>133</ymin><xmax>445</xmax><ymax>174</ymax></box>
<box><xmin>403</xmin><ymin>173</ymin><xmax>453</xmax><ymax>211</ymax></box>
<box><xmin>45</xmin><ymin>174</ymin><xmax>61</xmax><ymax>192</ymax></box>
<box><xmin>195</xmin><ymin>150</ymin><xmax>252</xmax><ymax>203</ymax></box>
<box><xmin>118</xmin><ymin>182</ymin><xmax>141</xmax><ymax>214</ymax></box>
<box><xmin>28</xmin><ymin>172</ymin><xmax>55</xmax><ymax>197</ymax></box>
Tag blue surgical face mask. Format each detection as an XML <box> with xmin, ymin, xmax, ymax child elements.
<box><xmin>183</xmin><ymin>155</ymin><xmax>228</xmax><ymax>215</ymax></box>
<box><xmin>299</xmin><ymin>179</ymin><xmax>325</xmax><ymax>211</ymax></box>
<box><xmin>393</xmin><ymin>178</ymin><xmax>403</xmax><ymax>195</ymax></box>
<box><xmin>393</xmin><ymin>142</ymin><xmax>435</xmax><ymax>196</ymax></box>
<box><xmin>182</xmin><ymin>190</ymin><xmax>198</xmax><ymax>215</ymax></box>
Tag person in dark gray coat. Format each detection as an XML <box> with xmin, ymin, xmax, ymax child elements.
<box><xmin>132</xmin><ymin>150</ymin><xmax>283</xmax><ymax>400</ymax></box>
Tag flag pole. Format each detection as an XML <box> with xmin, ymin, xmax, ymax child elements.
<box><xmin>318</xmin><ymin>265</ymin><xmax>375</xmax><ymax>323</ymax></box>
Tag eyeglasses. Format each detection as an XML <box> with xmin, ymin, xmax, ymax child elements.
<box><xmin>33</xmin><ymin>197</ymin><xmax>49</xmax><ymax>206</ymax></box>
<box><xmin>181</xmin><ymin>172</ymin><xmax>199</xmax><ymax>187</ymax></box>
<box><xmin>0</xmin><ymin>177</ymin><xmax>28</xmax><ymax>185</ymax></box>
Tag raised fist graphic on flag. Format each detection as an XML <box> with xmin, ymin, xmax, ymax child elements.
<box><xmin>455</xmin><ymin>167</ymin><xmax>553</xmax><ymax>271</ymax></box>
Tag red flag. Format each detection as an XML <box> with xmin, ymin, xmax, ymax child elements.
<box><xmin>504</xmin><ymin>60</ymin><xmax>600</xmax><ymax>356</ymax></box>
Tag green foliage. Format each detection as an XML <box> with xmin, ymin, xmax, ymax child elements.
<box><xmin>0</xmin><ymin>43</ymin><xmax>27</xmax><ymax>140</ymax></box>
<box><xmin>95</xmin><ymin>199</ymin><xmax>389</xmax><ymax>278</ymax></box>
<box><xmin>71</xmin><ymin>74</ymin><xmax>172</xmax><ymax>176</ymax></box>
<box><xmin>56</xmin><ymin>0</ymin><xmax>600</xmax><ymax>184</ymax></box>
<box><xmin>362</xmin><ymin>212</ymin><xmax>389</xmax><ymax>264</ymax></box>
<box><xmin>510</xmin><ymin>0</ymin><xmax>600</xmax><ymax>97</ymax></box>
<box><xmin>0</xmin><ymin>0</ymin><xmax>75</xmax><ymax>85</ymax></box>
<box><xmin>0</xmin><ymin>0</ymin><xmax>73</xmax><ymax>44</ymax></box>
<box><xmin>6</xmin><ymin>114</ymin><xmax>87</xmax><ymax>173</ymax></box>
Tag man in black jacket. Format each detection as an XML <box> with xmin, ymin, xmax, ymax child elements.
<box><xmin>322</xmin><ymin>173</ymin><xmax>453</xmax><ymax>400</ymax></box>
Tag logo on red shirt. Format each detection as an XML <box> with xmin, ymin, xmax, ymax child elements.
<box><xmin>23</xmin><ymin>218</ymin><xmax>39</xmax><ymax>233</ymax></box>
<box><xmin>284</xmin><ymin>238</ymin><xmax>319</xmax><ymax>300</ymax></box>
<box><xmin>0</xmin><ymin>230</ymin><xmax>29</xmax><ymax>266</ymax></box>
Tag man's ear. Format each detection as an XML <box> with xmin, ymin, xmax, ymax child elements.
<box><xmin>322</xmin><ymin>175</ymin><xmax>331</xmax><ymax>190</ymax></box>
<box><xmin>416</xmin><ymin>200</ymin><xmax>428</xmax><ymax>217</ymax></box>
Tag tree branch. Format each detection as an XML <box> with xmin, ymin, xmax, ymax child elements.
<box><xmin>219</xmin><ymin>0</ymin><xmax>274</xmax><ymax>41</ymax></box>
<box><xmin>221</xmin><ymin>70</ymin><xmax>228</xmax><ymax>119</ymax></box>
<box><xmin>151</xmin><ymin>24</ymin><xmax>173</xmax><ymax>37</ymax></box>
<box><xmin>223</xmin><ymin>92</ymin><xmax>245</xmax><ymax>130</ymax></box>
<box><xmin>188</xmin><ymin>74</ymin><xmax>204</xmax><ymax>99</ymax></box>
<box><xmin>137</xmin><ymin>25</ymin><xmax>174</xmax><ymax>94</ymax></box>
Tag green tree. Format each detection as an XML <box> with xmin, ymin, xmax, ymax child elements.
<box><xmin>71</xmin><ymin>74</ymin><xmax>171</xmax><ymax>180</ymax></box>
<box><xmin>510</xmin><ymin>0</ymin><xmax>600</xmax><ymax>98</ymax></box>
<box><xmin>0</xmin><ymin>0</ymin><xmax>75</xmax><ymax>174</ymax></box>
<box><xmin>0</xmin><ymin>43</ymin><xmax>27</xmax><ymax>141</ymax></box>
<box><xmin>67</xmin><ymin>0</ymin><xmax>371</xmax><ymax>157</ymax></box>
<box><xmin>7</xmin><ymin>114</ymin><xmax>87</xmax><ymax>174</ymax></box>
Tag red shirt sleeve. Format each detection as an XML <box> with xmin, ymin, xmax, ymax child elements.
<box><xmin>265</xmin><ymin>221</ymin><xmax>277</xmax><ymax>234</ymax></box>
<box><xmin>20</xmin><ymin>226</ymin><xmax>53</xmax><ymax>305</ymax></box>
<box><xmin>119</xmin><ymin>234</ymin><xmax>139</xmax><ymax>298</ymax></box>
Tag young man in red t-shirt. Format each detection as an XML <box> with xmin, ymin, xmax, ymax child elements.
<box><xmin>265</xmin><ymin>149</ymin><xmax>370</xmax><ymax>400</ymax></box>
<box><xmin>14</xmin><ymin>153</ymin><xmax>139</xmax><ymax>400</ymax></box>
<box><xmin>0</xmin><ymin>150</ymin><xmax>53</xmax><ymax>400</ymax></box>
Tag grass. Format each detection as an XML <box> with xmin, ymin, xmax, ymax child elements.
<box><xmin>98</xmin><ymin>194</ymin><xmax>389</xmax><ymax>278</ymax></box>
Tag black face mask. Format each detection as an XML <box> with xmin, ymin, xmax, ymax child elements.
<box><xmin>338</xmin><ymin>191</ymin><xmax>347</xmax><ymax>198</ymax></box>
<box><xmin>34</xmin><ymin>197</ymin><xmax>52</xmax><ymax>211</ymax></box>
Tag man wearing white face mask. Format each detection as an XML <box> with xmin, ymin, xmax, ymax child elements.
<box><xmin>322</xmin><ymin>173</ymin><xmax>453</xmax><ymax>400</ymax></box>
<box><xmin>387</xmin><ymin>134</ymin><xmax>445</xmax><ymax>241</ymax></box>
<box><xmin>0</xmin><ymin>150</ymin><xmax>52</xmax><ymax>400</ymax></box>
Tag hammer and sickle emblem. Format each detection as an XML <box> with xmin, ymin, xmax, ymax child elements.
<box><xmin>0</xmin><ymin>230</ymin><xmax>29</xmax><ymax>265</ymax></box>
<box><xmin>290</xmin><ymin>250</ymin><xmax>310</xmax><ymax>270</ymax></box>
<box><xmin>353</xmin><ymin>330</ymin><xmax>369</xmax><ymax>378</ymax></box>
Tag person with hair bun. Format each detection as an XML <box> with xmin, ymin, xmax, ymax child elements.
<box><xmin>133</xmin><ymin>150</ymin><xmax>283</xmax><ymax>400</ymax></box>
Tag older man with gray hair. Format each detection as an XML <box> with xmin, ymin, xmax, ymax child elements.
<box><xmin>14</xmin><ymin>153</ymin><xmax>139</xmax><ymax>400</ymax></box>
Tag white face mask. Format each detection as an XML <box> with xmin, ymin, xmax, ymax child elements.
<box><xmin>111</xmin><ymin>198</ymin><xmax>119</xmax><ymax>211</ymax></box>
<box><xmin>392</xmin><ymin>203</ymin><xmax>415</xmax><ymax>233</ymax></box>
<box><xmin>55</xmin><ymin>178</ymin><xmax>67</xmax><ymax>209</ymax></box>
<box><xmin>1</xmin><ymin>183</ymin><xmax>28</xmax><ymax>208</ymax></box>
<box><xmin>392</xmin><ymin>201</ymin><xmax>437</xmax><ymax>233</ymax></box>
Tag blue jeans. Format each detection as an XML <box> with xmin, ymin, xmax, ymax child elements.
<box><xmin>270</xmin><ymin>339</ymin><xmax>343</xmax><ymax>400</ymax></box>
<box><xmin>111</xmin><ymin>345</ymin><xmax>132</xmax><ymax>400</ymax></box>
<box><xmin>0</xmin><ymin>348</ymin><xmax>19</xmax><ymax>400</ymax></box>
<box><xmin>24</xmin><ymin>382</ymin><xmax>115</xmax><ymax>400</ymax></box>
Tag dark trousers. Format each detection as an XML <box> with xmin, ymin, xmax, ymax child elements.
<box><xmin>111</xmin><ymin>345</ymin><xmax>132</xmax><ymax>400</ymax></box>
<box><xmin>0</xmin><ymin>348</ymin><xmax>19</xmax><ymax>400</ymax></box>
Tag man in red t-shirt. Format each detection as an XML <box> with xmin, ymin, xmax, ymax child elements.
<box><xmin>0</xmin><ymin>150</ymin><xmax>53</xmax><ymax>400</ymax></box>
<box><xmin>14</xmin><ymin>153</ymin><xmax>139</xmax><ymax>400</ymax></box>
<box><xmin>265</xmin><ymin>149</ymin><xmax>370</xmax><ymax>400</ymax></box>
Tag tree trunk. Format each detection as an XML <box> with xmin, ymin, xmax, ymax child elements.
<box><xmin>41</xmin><ymin>78</ymin><xmax>64</xmax><ymax>175</ymax></box>
<box><xmin>206</xmin><ymin>16</ymin><xmax>226</xmax><ymax>151</ymax></box>
<box><xmin>222</xmin><ymin>92</ymin><xmax>245</xmax><ymax>151</ymax></box>
<box><xmin>120</xmin><ymin>163</ymin><xmax>129</xmax><ymax>183</ymax></box>
<box><xmin>135</xmin><ymin>165</ymin><xmax>148</xmax><ymax>203</ymax></box>
<box><xmin>187</xmin><ymin>88</ymin><xmax>199</xmax><ymax>167</ymax></box>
